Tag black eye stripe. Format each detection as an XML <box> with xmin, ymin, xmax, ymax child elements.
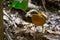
<box><xmin>31</xmin><ymin>11</ymin><xmax>38</xmax><ymax>15</ymax></box>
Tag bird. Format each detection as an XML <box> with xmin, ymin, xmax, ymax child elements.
<box><xmin>25</xmin><ymin>9</ymin><xmax>47</xmax><ymax>26</ymax></box>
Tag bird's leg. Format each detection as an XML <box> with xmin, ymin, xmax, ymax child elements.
<box><xmin>42</xmin><ymin>26</ymin><xmax>45</xmax><ymax>33</ymax></box>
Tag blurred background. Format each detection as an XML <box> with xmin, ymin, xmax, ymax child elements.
<box><xmin>3</xmin><ymin>0</ymin><xmax>60</xmax><ymax>40</ymax></box>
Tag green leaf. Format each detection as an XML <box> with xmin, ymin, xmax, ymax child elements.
<box><xmin>9</xmin><ymin>0</ymin><xmax>28</xmax><ymax>11</ymax></box>
<box><xmin>21</xmin><ymin>0</ymin><xmax>28</xmax><ymax>11</ymax></box>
